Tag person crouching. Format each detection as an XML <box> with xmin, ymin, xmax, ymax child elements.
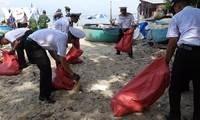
<box><xmin>24</xmin><ymin>27</ymin><xmax>85</xmax><ymax>103</ymax></box>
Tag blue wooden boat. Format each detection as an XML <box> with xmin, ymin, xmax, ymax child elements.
<box><xmin>0</xmin><ymin>25</ymin><xmax>9</xmax><ymax>35</ymax></box>
<box><xmin>151</xmin><ymin>28</ymin><xmax>168</xmax><ymax>42</ymax></box>
<box><xmin>83</xmin><ymin>24</ymin><xmax>120</xmax><ymax>43</ymax></box>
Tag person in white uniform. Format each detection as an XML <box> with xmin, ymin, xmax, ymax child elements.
<box><xmin>53</xmin><ymin>13</ymin><xmax>82</xmax><ymax>47</ymax></box>
<box><xmin>116</xmin><ymin>7</ymin><xmax>136</xmax><ymax>58</ymax></box>
<box><xmin>24</xmin><ymin>27</ymin><xmax>85</xmax><ymax>103</ymax></box>
<box><xmin>53</xmin><ymin>13</ymin><xmax>81</xmax><ymax>33</ymax></box>
<box><xmin>0</xmin><ymin>28</ymin><xmax>33</xmax><ymax>69</ymax></box>
<box><xmin>165</xmin><ymin>0</ymin><xmax>200</xmax><ymax>119</ymax></box>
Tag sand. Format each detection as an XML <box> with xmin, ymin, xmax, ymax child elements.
<box><xmin>0</xmin><ymin>30</ymin><xmax>194</xmax><ymax>120</ymax></box>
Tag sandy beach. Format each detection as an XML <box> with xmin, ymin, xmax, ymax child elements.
<box><xmin>0</xmin><ymin>27</ymin><xmax>194</xmax><ymax>120</ymax></box>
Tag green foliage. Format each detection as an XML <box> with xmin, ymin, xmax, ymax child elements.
<box><xmin>164</xmin><ymin>0</ymin><xmax>200</xmax><ymax>9</ymax></box>
<box><xmin>164</xmin><ymin>0</ymin><xmax>173</xmax><ymax>10</ymax></box>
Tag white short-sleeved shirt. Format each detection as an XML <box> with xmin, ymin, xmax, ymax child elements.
<box><xmin>117</xmin><ymin>13</ymin><xmax>135</xmax><ymax>29</ymax></box>
<box><xmin>53</xmin><ymin>17</ymin><xmax>71</xmax><ymax>33</ymax></box>
<box><xmin>28</xmin><ymin>29</ymin><xmax>68</xmax><ymax>57</ymax></box>
<box><xmin>167</xmin><ymin>6</ymin><xmax>200</xmax><ymax>46</ymax></box>
<box><xmin>17</xmin><ymin>14</ymin><xmax>28</xmax><ymax>24</ymax></box>
<box><xmin>5</xmin><ymin>28</ymin><xmax>29</xmax><ymax>43</ymax></box>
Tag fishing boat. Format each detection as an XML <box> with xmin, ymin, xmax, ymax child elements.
<box><xmin>151</xmin><ymin>28</ymin><xmax>168</xmax><ymax>43</ymax></box>
<box><xmin>0</xmin><ymin>25</ymin><xmax>9</xmax><ymax>35</ymax></box>
<box><xmin>148</xmin><ymin>18</ymin><xmax>170</xmax><ymax>43</ymax></box>
<box><xmin>82</xmin><ymin>1</ymin><xmax>120</xmax><ymax>43</ymax></box>
<box><xmin>82</xmin><ymin>23</ymin><xmax>120</xmax><ymax>43</ymax></box>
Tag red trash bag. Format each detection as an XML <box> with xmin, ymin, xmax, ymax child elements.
<box><xmin>0</xmin><ymin>50</ymin><xmax>21</xmax><ymax>75</ymax></box>
<box><xmin>52</xmin><ymin>65</ymin><xmax>75</xmax><ymax>90</ymax></box>
<box><xmin>115</xmin><ymin>28</ymin><xmax>134</xmax><ymax>53</ymax></box>
<box><xmin>66</xmin><ymin>40</ymin><xmax>84</xmax><ymax>64</ymax></box>
<box><xmin>111</xmin><ymin>56</ymin><xmax>170</xmax><ymax>117</ymax></box>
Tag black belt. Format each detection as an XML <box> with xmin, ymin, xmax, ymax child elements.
<box><xmin>178</xmin><ymin>44</ymin><xmax>200</xmax><ymax>51</ymax></box>
<box><xmin>27</xmin><ymin>37</ymin><xmax>34</xmax><ymax>41</ymax></box>
<box><xmin>26</xmin><ymin>37</ymin><xmax>38</xmax><ymax>45</ymax></box>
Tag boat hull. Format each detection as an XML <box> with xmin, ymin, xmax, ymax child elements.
<box><xmin>151</xmin><ymin>28</ymin><xmax>168</xmax><ymax>42</ymax></box>
<box><xmin>83</xmin><ymin>24</ymin><xmax>120</xmax><ymax>43</ymax></box>
<box><xmin>0</xmin><ymin>26</ymin><xmax>9</xmax><ymax>35</ymax></box>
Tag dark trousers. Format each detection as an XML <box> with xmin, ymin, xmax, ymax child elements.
<box><xmin>18</xmin><ymin>23</ymin><xmax>28</xmax><ymax>28</ymax></box>
<box><xmin>24</xmin><ymin>39</ymin><xmax>52</xmax><ymax>97</ymax></box>
<box><xmin>116</xmin><ymin>28</ymin><xmax>133</xmax><ymax>56</ymax></box>
<box><xmin>15</xmin><ymin>30</ymin><xmax>33</xmax><ymax>67</ymax></box>
<box><xmin>169</xmin><ymin>46</ymin><xmax>200</xmax><ymax>120</ymax></box>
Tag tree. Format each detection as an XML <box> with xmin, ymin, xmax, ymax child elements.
<box><xmin>164</xmin><ymin>0</ymin><xmax>173</xmax><ymax>10</ymax></box>
<box><xmin>164</xmin><ymin>0</ymin><xmax>200</xmax><ymax>10</ymax></box>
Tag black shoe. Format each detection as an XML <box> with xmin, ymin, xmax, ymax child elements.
<box><xmin>28</xmin><ymin>61</ymin><xmax>36</xmax><ymax>64</ymax></box>
<box><xmin>116</xmin><ymin>51</ymin><xmax>120</xmax><ymax>55</ymax></box>
<box><xmin>51</xmin><ymin>87</ymin><xmax>59</xmax><ymax>92</ymax></box>
<box><xmin>19</xmin><ymin>64</ymin><xmax>28</xmax><ymax>70</ymax></box>
<box><xmin>39</xmin><ymin>96</ymin><xmax>56</xmax><ymax>103</ymax></box>
<box><xmin>128</xmin><ymin>54</ymin><xmax>133</xmax><ymax>58</ymax></box>
<box><xmin>165</xmin><ymin>113</ymin><xmax>170</xmax><ymax>120</ymax></box>
<box><xmin>148</xmin><ymin>42</ymin><xmax>154</xmax><ymax>46</ymax></box>
<box><xmin>165</xmin><ymin>113</ymin><xmax>180</xmax><ymax>120</ymax></box>
<box><xmin>129</xmin><ymin>55</ymin><xmax>133</xmax><ymax>58</ymax></box>
<box><xmin>181</xmin><ymin>85</ymin><xmax>190</xmax><ymax>92</ymax></box>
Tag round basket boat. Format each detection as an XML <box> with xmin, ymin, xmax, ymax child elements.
<box><xmin>83</xmin><ymin>24</ymin><xmax>120</xmax><ymax>43</ymax></box>
<box><xmin>151</xmin><ymin>28</ymin><xmax>168</xmax><ymax>43</ymax></box>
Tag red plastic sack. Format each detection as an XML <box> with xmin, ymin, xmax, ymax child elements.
<box><xmin>111</xmin><ymin>56</ymin><xmax>170</xmax><ymax>117</ymax></box>
<box><xmin>66</xmin><ymin>40</ymin><xmax>84</xmax><ymax>64</ymax></box>
<box><xmin>0</xmin><ymin>51</ymin><xmax>21</xmax><ymax>75</ymax></box>
<box><xmin>52</xmin><ymin>65</ymin><xmax>75</xmax><ymax>90</ymax></box>
<box><xmin>115</xmin><ymin>28</ymin><xmax>134</xmax><ymax>53</ymax></box>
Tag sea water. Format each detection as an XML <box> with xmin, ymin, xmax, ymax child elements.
<box><xmin>1</xmin><ymin>14</ymin><xmax>138</xmax><ymax>27</ymax></box>
<box><xmin>48</xmin><ymin>14</ymin><xmax>138</xmax><ymax>27</ymax></box>
<box><xmin>48</xmin><ymin>14</ymin><xmax>118</xmax><ymax>27</ymax></box>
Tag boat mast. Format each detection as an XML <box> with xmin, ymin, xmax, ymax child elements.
<box><xmin>110</xmin><ymin>0</ymin><xmax>112</xmax><ymax>24</ymax></box>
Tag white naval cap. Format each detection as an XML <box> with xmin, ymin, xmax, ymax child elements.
<box><xmin>69</xmin><ymin>27</ymin><xmax>85</xmax><ymax>39</ymax></box>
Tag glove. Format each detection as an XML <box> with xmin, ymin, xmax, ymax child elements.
<box><xmin>8</xmin><ymin>50</ymin><xmax>15</xmax><ymax>55</ymax></box>
<box><xmin>72</xmin><ymin>73</ymin><xmax>80</xmax><ymax>82</ymax></box>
